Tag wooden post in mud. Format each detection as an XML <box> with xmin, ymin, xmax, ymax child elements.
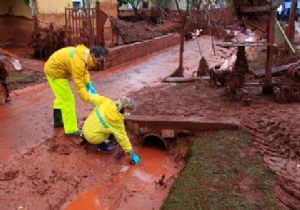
<box><xmin>178</xmin><ymin>24</ymin><xmax>185</xmax><ymax>75</ymax></box>
<box><xmin>286</xmin><ymin>0</ymin><xmax>297</xmax><ymax>44</ymax></box>
<box><xmin>264</xmin><ymin>9</ymin><xmax>276</xmax><ymax>94</ymax></box>
<box><xmin>96</xmin><ymin>1</ymin><xmax>102</xmax><ymax>46</ymax></box>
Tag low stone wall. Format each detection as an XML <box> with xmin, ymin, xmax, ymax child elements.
<box><xmin>104</xmin><ymin>33</ymin><xmax>179</xmax><ymax>69</ymax></box>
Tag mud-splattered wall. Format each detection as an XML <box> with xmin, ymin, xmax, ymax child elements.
<box><xmin>36</xmin><ymin>0</ymin><xmax>71</xmax><ymax>14</ymax></box>
<box><xmin>0</xmin><ymin>16</ymin><xmax>34</xmax><ymax>46</ymax></box>
<box><xmin>0</xmin><ymin>0</ymin><xmax>118</xmax><ymax>46</ymax></box>
<box><xmin>105</xmin><ymin>34</ymin><xmax>180</xmax><ymax>68</ymax></box>
<box><xmin>99</xmin><ymin>1</ymin><xmax>118</xmax><ymax>44</ymax></box>
<box><xmin>0</xmin><ymin>0</ymin><xmax>68</xmax><ymax>46</ymax></box>
<box><xmin>0</xmin><ymin>0</ymin><xmax>33</xmax><ymax>46</ymax></box>
<box><xmin>0</xmin><ymin>0</ymin><xmax>32</xmax><ymax>18</ymax></box>
<box><xmin>35</xmin><ymin>0</ymin><xmax>71</xmax><ymax>28</ymax></box>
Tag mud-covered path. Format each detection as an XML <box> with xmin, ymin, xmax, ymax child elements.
<box><xmin>0</xmin><ymin>36</ymin><xmax>224</xmax><ymax>162</ymax></box>
<box><xmin>0</xmin><ymin>37</ymin><xmax>229</xmax><ymax>210</ymax></box>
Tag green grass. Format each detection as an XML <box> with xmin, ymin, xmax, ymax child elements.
<box><xmin>162</xmin><ymin>130</ymin><xmax>279</xmax><ymax>210</ymax></box>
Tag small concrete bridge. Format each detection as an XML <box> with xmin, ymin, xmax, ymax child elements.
<box><xmin>126</xmin><ymin>115</ymin><xmax>241</xmax><ymax>149</ymax></box>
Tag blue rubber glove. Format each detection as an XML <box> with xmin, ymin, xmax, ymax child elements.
<box><xmin>86</xmin><ymin>82</ymin><xmax>97</xmax><ymax>94</ymax></box>
<box><xmin>129</xmin><ymin>151</ymin><xmax>140</xmax><ymax>165</ymax></box>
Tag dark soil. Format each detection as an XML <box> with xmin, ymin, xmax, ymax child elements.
<box><xmin>7</xmin><ymin>58</ymin><xmax>46</xmax><ymax>91</ymax></box>
<box><xmin>109</xmin><ymin>17</ymin><xmax>172</xmax><ymax>44</ymax></box>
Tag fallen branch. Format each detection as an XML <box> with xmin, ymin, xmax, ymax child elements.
<box><xmin>163</xmin><ymin>76</ymin><xmax>202</xmax><ymax>83</ymax></box>
<box><xmin>253</xmin><ymin>61</ymin><xmax>300</xmax><ymax>78</ymax></box>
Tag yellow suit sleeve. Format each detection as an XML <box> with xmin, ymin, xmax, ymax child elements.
<box><xmin>110</xmin><ymin>120</ymin><xmax>133</xmax><ymax>153</ymax></box>
<box><xmin>70</xmin><ymin>59</ymin><xmax>89</xmax><ymax>102</ymax></box>
<box><xmin>84</xmin><ymin>71</ymin><xmax>91</xmax><ymax>84</ymax></box>
<box><xmin>88</xmin><ymin>94</ymin><xmax>107</xmax><ymax>106</ymax></box>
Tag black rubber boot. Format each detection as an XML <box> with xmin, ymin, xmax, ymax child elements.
<box><xmin>53</xmin><ymin>109</ymin><xmax>63</xmax><ymax>128</ymax></box>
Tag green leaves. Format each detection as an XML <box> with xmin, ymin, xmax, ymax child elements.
<box><xmin>24</xmin><ymin>0</ymin><xmax>30</xmax><ymax>6</ymax></box>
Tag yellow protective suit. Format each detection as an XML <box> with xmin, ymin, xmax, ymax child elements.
<box><xmin>44</xmin><ymin>45</ymin><xmax>95</xmax><ymax>134</ymax></box>
<box><xmin>44</xmin><ymin>45</ymin><xmax>94</xmax><ymax>102</ymax></box>
<box><xmin>82</xmin><ymin>95</ymin><xmax>133</xmax><ymax>153</ymax></box>
<box><xmin>46</xmin><ymin>76</ymin><xmax>78</xmax><ymax>134</ymax></box>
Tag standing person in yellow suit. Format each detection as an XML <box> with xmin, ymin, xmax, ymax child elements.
<box><xmin>82</xmin><ymin>95</ymin><xmax>140</xmax><ymax>165</ymax></box>
<box><xmin>44</xmin><ymin>45</ymin><xmax>105</xmax><ymax>136</ymax></box>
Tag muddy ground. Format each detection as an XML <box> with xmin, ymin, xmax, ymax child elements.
<box><xmin>0</xmin><ymin>129</ymin><xmax>187</xmax><ymax>210</ymax></box>
<box><xmin>2</xmin><ymin>46</ymin><xmax>46</xmax><ymax>91</ymax></box>
<box><xmin>129</xmin><ymin>80</ymin><xmax>300</xmax><ymax>209</ymax></box>
<box><xmin>1</xmin><ymin>78</ymin><xmax>299</xmax><ymax>209</ymax></box>
<box><xmin>109</xmin><ymin>18</ymin><xmax>174</xmax><ymax>45</ymax></box>
<box><xmin>1</xmin><ymin>36</ymin><xmax>299</xmax><ymax>209</ymax></box>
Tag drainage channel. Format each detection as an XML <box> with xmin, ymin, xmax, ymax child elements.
<box><xmin>65</xmin><ymin>115</ymin><xmax>240</xmax><ymax>210</ymax></box>
<box><xmin>143</xmin><ymin>133</ymin><xmax>168</xmax><ymax>150</ymax></box>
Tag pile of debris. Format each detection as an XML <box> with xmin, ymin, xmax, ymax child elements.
<box><xmin>209</xmin><ymin>45</ymin><xmax>250</xmax><ymax>103</ymax></box>
<box><xmin>109</xmin><ymin>17</ymin><xmax>171</xmax><ymax>44</ymax></box>
<box><xmin>31</xmin><ymin>23</ymin><xmax>66</xmax><ymax>59</ymax></box>
<box><xmin>226</xmin><ymin>46</ymin><xmax>249</xmax><ymax>99</ymax></box>
<box><xmin>275</xmin><ymin>64</ymin><xmax>300</xmax><ymax>103</ymax></box>
<box><xmin>0</xmin><ymin>48</ymin><xmax>22</xmax><ymax>104</ymax></box>
<box><xmin>0</xmin><ymin>59</ymin><xmax>9</xmax><ymax>104</ymax></box>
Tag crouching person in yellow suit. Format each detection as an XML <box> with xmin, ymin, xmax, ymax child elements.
<box><xmin>44</xmin><ymin>45</ymin><xmax>106</xmax><ymax>136</ymax></box>
<box><xmin>82</xmin><ymin>95</ymin><xmax>140</xmax><ymax>165</ymax></box>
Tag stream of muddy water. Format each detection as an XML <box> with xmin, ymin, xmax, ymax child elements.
<box><xmin>65</xmin><ymin>145</ymin><xmax>183</xmax><ymax>210</ymax></box>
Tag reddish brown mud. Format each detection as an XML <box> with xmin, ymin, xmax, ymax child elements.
<box><xmin>129</xmin><ymin>81</ymin><xmax>300</xmax><ymax>209</ymax></box>
<box><xmin>2</xmin><ymin>46</ymin><xmax>33</xmax><ymax>59</ymax></box>
<box><xmin>0</xmin><ymin>37</ymin><xmax>213</xmax><ymax>162</ymax></box>
<box><xmin>0</xmin><ymin>39</ymin><xmax>202</xmax><ymax>209</ymax></box>
<box><xmin>65</xmin><ymin>145</ymin><xmax>184</xmax><ymax>210</ymax></box>
<box><xmin>0</xmin><ymin>130</ymin><xmax>186</xmax><ymax>210</ymax></box>
<box><xmin>1</xmin><ymin>37</ymin><xmax>298</xmax><ymax>209</ymax></box>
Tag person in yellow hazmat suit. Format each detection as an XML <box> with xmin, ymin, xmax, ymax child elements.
<box><xmin>82</xmin><ymin>95</ymin><xmax>140</xmax><ymax>165</ymax></box>
<box><xmin>44</xmin><ymin>45</ymin><xmax>106</xmax><ymax>136</ymax></box>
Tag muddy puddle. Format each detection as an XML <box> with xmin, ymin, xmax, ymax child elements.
<box><xmin>0</xmin><ymin>131</ymin><xmax>187</xmax><ymax>210</ymax></box>
<box><xmin>65</xmin><ymin>145</ymin><xmax>183</xmax><ymax>210</ymax></box>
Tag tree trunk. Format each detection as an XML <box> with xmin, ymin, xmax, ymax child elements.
<box><xmin>83</xmin><ymin>0</ymin><xmax>93</xmax><ymax>46</ymax></box>
<box><xmin>287</xmin><ymin>0</ymin><xmax>297</xmax><ymax>44</ymax></box>
<box><xmin>178</xmin><ymin>24</ymin><xmax>184</xmax><ymax>75</ymax></box>
<box><xmin>133</xmin><ymin>7</ymin><xmax>138</xmax><ymax>17</ymax></box>
<box><xmin>170</xmin><ymin>22</ymin><xmax>185</xmax><ymax>77</ymax></box>
<box><xmin>264</xmin><ymin>10</ymin><xmax>276</xmax><ymax>95</ymax></box>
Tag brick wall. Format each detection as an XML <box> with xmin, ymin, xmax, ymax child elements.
<box><xmin>104</xmin><ymin>33</ymin><xmax>179</xmax><ymax>69</ymax></box>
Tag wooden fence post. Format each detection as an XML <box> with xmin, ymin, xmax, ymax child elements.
<box><xmin>264</xmin><ymin>9</ymin><xmax>276</xmax><ymax>94</ymax></box>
